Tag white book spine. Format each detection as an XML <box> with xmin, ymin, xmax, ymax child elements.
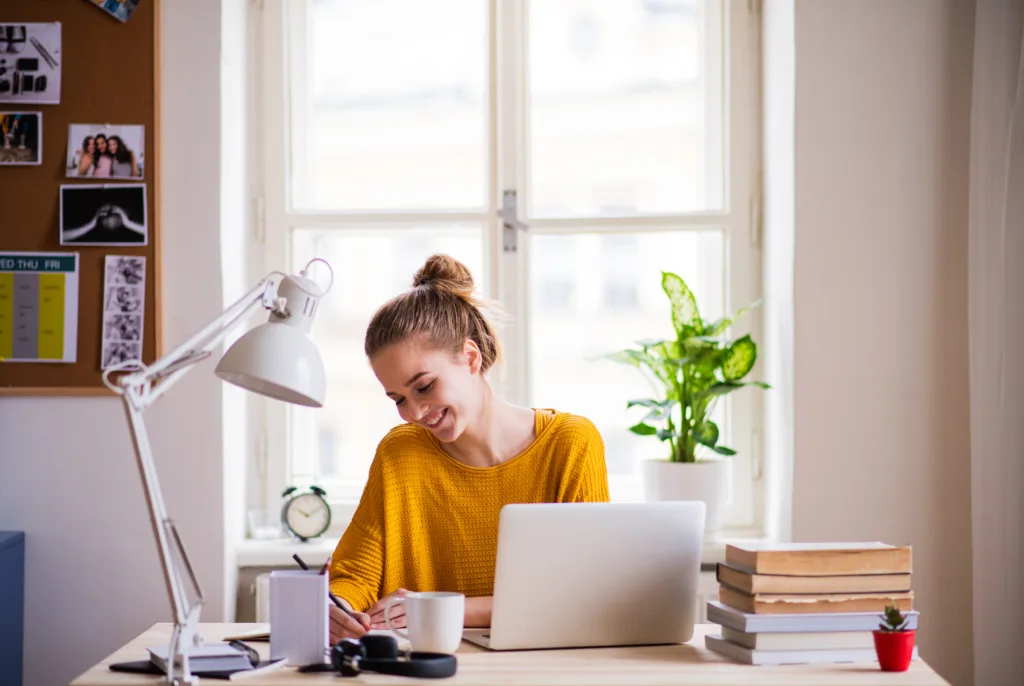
<box><xmin>706</xmin><ymin>635</ymin><xmax>920</xmax><ymax>666</ymax></box>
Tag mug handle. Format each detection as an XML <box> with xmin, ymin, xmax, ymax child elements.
<box><xmin>384</xmin><ymin>596</ymin><xmax>408</xmax><ymax>639</ymax></box>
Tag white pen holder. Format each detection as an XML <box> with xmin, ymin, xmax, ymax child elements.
<box><xmin>269</xmin><ymin>570</ymin><xmax>328</xmax><ymax>665</ymax></box>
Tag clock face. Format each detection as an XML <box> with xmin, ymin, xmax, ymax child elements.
<box><xmin>284</xmin><ymin>492</ymin><xmax>331</xmax><ymax>540</ymax></box>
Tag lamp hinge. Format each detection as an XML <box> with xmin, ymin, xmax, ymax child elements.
<box><xmin>748</xmin><ymin>0</ymin><xmax>762</xmax><ymax>14</ymax></box>
<box><xmin>749</xmin><ymin>174</ymin><xmax>763</xmax><ymax>249</ymax></box>
<box><xmin>253</xmin><ymin>196</ymin><xmax>266</xmax><ymax>245</ymax></box>
<box><xmin>499</xmin><ymin>189</ymin><xmax>528</xmax><ymax>253</ymax></box>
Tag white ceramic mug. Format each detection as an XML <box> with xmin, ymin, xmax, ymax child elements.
<box><xmin>384</xmin><ymin>591</ymin><xmax>465</xmax><ymax>654</ymax></box>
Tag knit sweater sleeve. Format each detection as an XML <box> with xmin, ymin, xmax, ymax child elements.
<box><xmin>328</xmin><ymin>453</ymin><xmax>385</xmax><ymax>612</ymax></box>
<box><xmin>556</xmin><ymin>416</ymin><xmax>611</xmax><ymax>503</ymax></box>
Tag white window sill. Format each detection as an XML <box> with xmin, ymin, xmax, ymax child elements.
<box><xmin>236</xmin><ymin>536</ymin><xmax>341</xmax><ymax>568</ymax></box>
<box><xmin>235</xmin><ymin>532</ymin><xmax>771</xmax><ymax>571</ymax></box>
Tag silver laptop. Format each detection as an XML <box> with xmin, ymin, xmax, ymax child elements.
<box><xmin>462</xmin><ymin>501</ymin><xmax>705</xmax><ymax>651</ymax></box>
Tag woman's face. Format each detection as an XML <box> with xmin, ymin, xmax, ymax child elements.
<box><xmin>96</xmin><ymin>137</ymin><xmax>107</xmax><ymax>153</ymax></box>
<box><xmin>371</xmin><ymin>335</ymin><xmax>484</xmax><ymax>443</ymax></box>
<box><xmin>108</xmin><ymin>138</ymin><xmax>119</xmax><ymax>154</ymax></box>
<box><xmin>85</xmin><ymin>138</ymin><xmax>95</xmax><ymax>154</ymax></box>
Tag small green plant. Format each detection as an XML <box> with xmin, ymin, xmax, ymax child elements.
<box><xmin>603</xmin><ymin>271</ymin><xmax>769</xmax><ymax>463</ymax></box>
<box><xmin>878</xmin><ymin>604</ymin><xmax>910</xmax><ymax>632</ymax></box>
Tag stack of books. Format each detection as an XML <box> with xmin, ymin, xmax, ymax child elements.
<box><xmin>705</xmin><ymin>542</ymin><xmax>919</xmax><ymax>665</ymax></box>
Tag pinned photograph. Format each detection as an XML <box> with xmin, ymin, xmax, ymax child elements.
<box><xmin>60</xmin><ymin>184</ymin><xmax>147</xmax><ymax>246</ymax></box>
<box><xmin>105</xmin><ymin>284</ymin><xmax>144</xmax><ymax>313</ymax></box>
<box><xmin>0</xmin><ymin>112</ymin><xmax>41</xmax><ymax>165</ymax></box>
<box><xmin>102</xmin><ymin>254</ymin><xmax>146</xmax><ymax>370</ymax></box>
<box><xmin>102</xmin><ymin>341</ymin><xmax>142</xmax><ymax>368</ymax></box>
<box><xmin>105</xmin><ymin>254</ymin><xmax>145</xmax><ymax>286</ymax></box>
<box><xmin>86</xmin><ymin>0</ymin><xmax>143</xmax><ymax>23</ymax></box>
<box><xmin>67</xmin><ymin>123</ymin><xmax>144</xmax><ymax>179</ymax></box>
<box><xmin>0</xmin><ymin>23</ymin><xmax>62</xmax><ymax>105</ymax></box>
<box><xmin>104</xmin><ymin>314</ymin><xmax>142</xmax><ymax>341</ymax></box>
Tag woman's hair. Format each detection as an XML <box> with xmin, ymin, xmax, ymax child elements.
<box><xmin>94</xmin><ymin>134</ymin><xmax>108</xmax><ymax>153</ymax></box>
<box><xmin>82</xmin><ymin>135</ymin><xmax>94</xmax><ymax>153</ymax></box>
<box><xmin>364</xmin><ymin>254</ymin><xmax>502</xmax><ymax>373</ymax></box>
<box><xmin>108</xmin><ymin>135</ymin><xmax>132</xmax><ymax>164</ymax></box>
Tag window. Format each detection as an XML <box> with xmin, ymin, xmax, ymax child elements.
<box><xmin>255</xmin><ymin>0</ymin><xmax>763</xmax><ymax>531</ymax></box>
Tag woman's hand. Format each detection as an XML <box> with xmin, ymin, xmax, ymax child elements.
<box><xmin>464</xmin><ymin>596</ymin><xmax>493</xmax><ymax>628</ymax></box>
<box><xmin>366</xmin><ymin>588</ymin><xmax>411</xmax><ymax>630</ymax></box>
<box><xmin>329</xmin><ymin>603</ymin><xmax>372</xmax><ymax>644</ymax></box>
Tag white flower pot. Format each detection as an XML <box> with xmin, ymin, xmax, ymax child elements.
<box><xmin>641</xmin><ymin>458</ymin><xmax>728</xmax><ymax>541</ymax></box>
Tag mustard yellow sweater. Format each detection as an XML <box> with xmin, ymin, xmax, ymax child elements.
<box><xmin>328</xmin><ymin>410</ymin><xmax>609</xmax><ymax>611</ymax></box>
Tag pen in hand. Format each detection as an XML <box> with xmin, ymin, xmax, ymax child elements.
<box><xmin>291</xmin><ymin>553</ymin><xmax>358</xmax><ymax>619</ymax></box>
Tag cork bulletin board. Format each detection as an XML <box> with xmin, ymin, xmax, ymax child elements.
<box><xmin>0</xmin><ymin>0</ymin><xmax>160</xmax><ymax>396</ymax></box>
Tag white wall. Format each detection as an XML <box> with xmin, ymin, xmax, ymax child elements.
<box><xmin>791</xmin><ymin>2</ymin><xmax>975</xmax><ymax>685</ymax></box>
<box><xmin>220</xmin><ymin>0</ymin><xmax>254</xmax><ymax>622</ymax></box>
<box><xmin>761</xmin><ymin>0</ymin><xmax>795</xmax><ymax>544</ymax></box>
<box><xmin>0</xmin><ymin>2</ymin><xmax>227</xmax><ymax>684</ymax></box>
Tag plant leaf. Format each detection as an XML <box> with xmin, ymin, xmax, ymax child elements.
<box><xmin>635</xmin><ymin>338</ymin><xmax>666</xmax><ymax>349</ymax></box>
<box><xmin>705</xmin><ymin>298</ymin><xmax>764</xmax><ymax>336</ymax></box>
<box><xmin>662</xmin><ymin>271</ymin><xmax>702</xmax><ymax>335</ymax></box>
<box><xmin>601</xmin><ymin>349</ymin><xmax>644</xmax><ymax>367</ymax></box>
<box><xmin>626</xmin><ymin>398</ymin><xmax>662</xmax><ymax>409</ymax></box>
<box><xmin>694</xmin><ymin>421</ymin><xmax>719</xmax><ymax>447</ymax></box>
<box><xmin>712</xmin><ymin>445</ymin><xmax>737</xmax><ymax>456</ymax></box>
<box><xmin>629</xmin><ymin>422</ymin><xmax>658</xmax><ymax>436</ymax></box>
<box><xmin>722</xmin><ymin>334</ymin><xmax>757</xmax><ymax>381</ymax></box>
<box><xmin>656</xmin><ymin>428</ymin><xmax>675</xmax><ymax>442</ymax></box>
<box><xmin>700</xmin><ymin>380</ymin><xmax>771</xmax><ymax>399</ymax></box>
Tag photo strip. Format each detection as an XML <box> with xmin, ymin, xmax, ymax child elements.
<box><xmin>0</xmin><ymin>112</ymin><xmax>41</xmax><ymax>165</ymax></box>
<box><xmin>101</xmin><ymin>255</ymin><xmax>146</xmax><ymax>369</ymax></box>
<box><xmin>60</xmin><ymin>184</ymin><xmax>147</xmax><ymax>246</ymax></box>
<box><xmin>86</xmin><ymin>0</ymin><xmax>143</xmax><ymax>24</ymax></box>
<box><xmin>67</xmin><ymin>123</ymin><xmax>144</xmax><ymax>179</ymax></box>
<box><xmin>0</xmin><ymin>23</ymin><xmax>62</xmax><ymax>105</ymax></box>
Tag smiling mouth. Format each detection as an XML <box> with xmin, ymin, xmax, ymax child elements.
<box><xmin>423</xmin><ymin>408</ymin><xmax>448</xmax><ymax>428</ymax></box>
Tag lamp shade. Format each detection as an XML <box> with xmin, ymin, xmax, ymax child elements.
<box><xmin>215</xmin><ymin>321</ymin><xmax>325</xmax><ymax>407</ymax></box>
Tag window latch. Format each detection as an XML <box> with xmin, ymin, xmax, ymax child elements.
<box><xmin>499</xmin><ymin>190</ymin><xmax>528</xmax><ymax>252</ymax></box>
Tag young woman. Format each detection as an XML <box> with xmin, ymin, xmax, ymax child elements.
<box><xmin>75</xmin><ymin>136</ymin><xmax>96</xmax><ymax>176</ymax></box>
<box><xmin>91</xmin><ymin>135</ymin><xmax>113</xmax><ymax>177</ymax></box>
<box><xmin>328</xmin><ymin>254</ymin><xmax>609</xmax><ymax>642</ymax></box>
<box><xmin>107</xmin><ymin>135</ymin><xmax>139</xmax><ymax>178</ymax></box>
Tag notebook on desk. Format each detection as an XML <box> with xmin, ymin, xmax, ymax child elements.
<box><xmin>462</xmin><ymin>502</ymin><xmax>706</xmax><ymax>651</ymax></box>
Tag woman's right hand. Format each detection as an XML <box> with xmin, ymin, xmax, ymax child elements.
<box><xmin>329</xmin><ymin>603</ymin><xmax>372</xmax><ymax>644</ymax></box>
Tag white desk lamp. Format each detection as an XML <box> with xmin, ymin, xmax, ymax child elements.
<box><xmin>102</xmin><ymin>258</ymin><xmax>333</xmax><ymax>685</ymax></box>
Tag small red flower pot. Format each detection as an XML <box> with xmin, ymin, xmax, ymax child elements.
<box><xmin>873</xmin><ymin>629</ymin><xmax>916</xmax><ymax>671</ymax></box>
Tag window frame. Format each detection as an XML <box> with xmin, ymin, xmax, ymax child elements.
<box><xmin>252</xmin><ymin>0</ymin><xmax>765</xmax><ymax>535</ymax></box>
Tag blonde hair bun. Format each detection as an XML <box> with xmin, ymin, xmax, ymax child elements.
<box><xmin>365</xmin><ymin>252</ymin><xmax>502</xmax><ymax>373</ymax></box>
<box><xmin>413</xmin><ymin>254</ymin><xmax>475</xmax><ymax>299</ymax></box>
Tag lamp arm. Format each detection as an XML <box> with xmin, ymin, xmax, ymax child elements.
<box><xmin>105</xmin><ymin>275</ymin><xmax>280</xmax><ymax>685</ymax></box>
<box><xmin>118</xmin><ymin>278</ymin><xmax>279</xmax><ymax>410</ymax></box>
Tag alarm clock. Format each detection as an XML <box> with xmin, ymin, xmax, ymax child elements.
<box><xmin>280</xmin><ymin>485</ymin><xmax>332</xmax><ymax>541</ymax></box>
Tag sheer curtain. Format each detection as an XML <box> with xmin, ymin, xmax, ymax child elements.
<box><xmin>967</xmin><ymin>2</ymin><xmax>1024</xmax><ymax>684</ymax></box>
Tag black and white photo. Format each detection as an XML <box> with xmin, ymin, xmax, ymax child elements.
<box><xmin>67</xmin><ymin>123</ymin><xmax>144</xmax><ymax>178</ymax></box>
<box><xmin>104</xmin><ymin>284</ymin><xmax>144</xmax><ymax>314</ymax></box>
<box><xmin>101</xmin><ymin>254</ymin><xmax>146</xmax><ymax>370</ymax></box>
<box><xmin>0</xmin><ymin>23</ymin><xmax>62</xmax><ymax>105</ymax></box>
<box><xmin>60</xmin><ymin>184</ymin><xmax>147</xmax><ymax>246</ymax></box>
<box><xmin>104</xmin><ymin>314</ymin><xmax>142</xmax><ymax>341</ymax></box>
<box><xmin>105</xmin><ymin>255</ymin><xmax>145</xmax><ymax>286</ymax></box>
<box><xmin>0</xmin><ymin>112</ymin><xmax>41</xmax><ymax>165</ymax></box>
<box><xmin>102</xmin><ymin>340</ymin><xmax>141</xmax><ymax>368</ymax></box>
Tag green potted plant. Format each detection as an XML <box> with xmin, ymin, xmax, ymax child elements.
<box><xmin>873</xmin><ymin>605</ymin><xmax>916</xmax><ymax>671</ymax></box>
<box><xmin>604</xmin><ymin>271</ymin><xmax>768</xmax><ymax>539</ymax></box>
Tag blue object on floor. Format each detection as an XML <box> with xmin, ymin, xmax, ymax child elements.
<box><xmin>0</xmin><ymin>531</ymin><xmax>25</xmax><ymax>686</ymax></box>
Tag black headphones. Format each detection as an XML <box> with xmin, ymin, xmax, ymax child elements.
<box><xmin>329</xmin><ymin>633</ymin><xmax>457</xmax><ymax>679</ymax></box>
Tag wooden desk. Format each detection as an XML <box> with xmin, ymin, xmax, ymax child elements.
<box><xmin>70</xmin><ymin>623</ymin><xmax>950</xmax><ymax>685</ymax></box>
